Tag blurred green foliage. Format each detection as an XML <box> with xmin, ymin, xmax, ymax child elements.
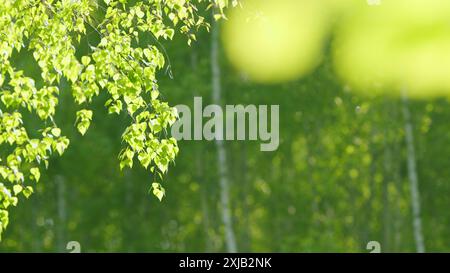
<box><xmin>1</xmin><ymin>0</ymin><xmax>450</xmax><ymax>252</ymax></box>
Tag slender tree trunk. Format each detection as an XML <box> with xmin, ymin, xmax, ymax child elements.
<box><xmin>363</xmin><ymin>144</ymin><xmax>376</xmax><ymax>250</ymax></box>
<box><xmin>239</xmin><ymin>143</ymin><xmax>251</xmax><ymax>251</ymax></box>
<box><xmin>211</xmin><ymin>18</ymin><xmax>237</xmax><ymax>253</ymax></box>
<box><xmin>385</xmin><ymin>101</ymin><xmax>404</xmax><ymax>252</ymax></box>
<box><xmin>392</xmin><ymin>129</ymin><xmax>403</xmax><ymax>251</ymax></box>
<box><xmin>382</xmin><ymin>134</ymin><xmax>391</xmax><ymax>252</ymax></box>
<box><xmin>56</xmin><ymin>175</ymin><xmax>67</xmax><ymax>252</ymax></box>
<box><xmin>31</xmin><ymin>194</ymin><xmax>40</xmax><ymax>252</ymax></box>
<box><xmin>191</xmin><ymin>46</ymin><xmax>213</xmax><ymax>252</ymax></box>
<box><xmin>304</xmin><ymin>134</ymin><xmax>319</xmax><ymax>227</ymax></box>
<box><xmin>123</xmin><ymin>170</ymin><xmax>133</xmax><ymax>251</ymax></box>
<box><xmin>198</xmin><ymin>149</ymin><xmax>213</xmax><ymax>251</ymax></box>
<box><xmin>382</xmin><ymin>98</ymin><xmax>393</xmax><ymax>251</ymax></box>
<box><xmin>401</xmin><ymin>92</ymin><xmax>425</xmax><ymax>253</ymax></box>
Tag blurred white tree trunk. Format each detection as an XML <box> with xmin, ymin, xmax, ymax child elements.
<box><xmin>211</xmin><ymin>18</ymin><xmax>237</xmax><ymax>253</ymax></box>
<box><xmin>192</xmin><ymin>46</ymin><xmax>213</xmax><ymax>251</ymax></box>
<box><xmin>31</xmin><ymin>194</ymin><xmax>40</xmax><ymax>252</ymax></box>
<box><xmin>56</xmin><ymin>175</ymin><xmax>67</xmax><ymax>252</ymax></box>
<box><xmin>402</xmin><ymin>92</ymin><xmax>425</xmax><ymax>253</ymax></box>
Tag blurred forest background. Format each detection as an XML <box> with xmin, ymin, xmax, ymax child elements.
<box><xmin>1</xmin><ymin>0</ymin><xmax>450</xmax><ymax>252</ymax></box>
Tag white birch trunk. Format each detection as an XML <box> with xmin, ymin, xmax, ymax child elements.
<box><xmin>211</xmin><ymin>18</ymin><xmax>238</xmax><ymax>253</ymax></box>
<box><xmin>56</xmin><ymin>175</ymin><xmax>67</xmax><ymax>252</ymax></box>
<box><xmin>401</xmin><ymin>91</ymin><xmax>425</xmax><ymax>253</ymax></box>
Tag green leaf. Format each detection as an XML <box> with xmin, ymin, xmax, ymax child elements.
<box><xmin>151</xmin><ymin>182</ymin><xmax>165</xmax><ymax>202</ymax></box>
<box><xmin>23</xmin><ymin>186</ymin><xmax>33</xmax><ymax>199</ymax></box>
<box><xmin>151</xmin><ymin>90</ymin><xmax>159</xmax><ymax>100</ymax></box>
<box><xmin>13</xmin><ymin>185</ymin><xmax>22</xmax><ymax>195</ymax></box>
<box><xmin>76</xmin><ymin>110</ymin><xmax>93</xmax><ymax>136</ymax></box>
<box><xmin>77</xmin><ymin>121</ymin><xmax>90</xmax><ymax>136</ymax></box>
<box><xmin>54</xmin><ymin>138</ymin><xmax>70</xmax><ymax>155</ymax></box>
<box><xmin>136</xmin><ymin>8</ymin><xmax>145</xmax><ymax>19</ymax></box>
<box><xmin>138</xmin><ymin>152</ymin><xmax>151</xmax><ymax>169</ymax></box>
<box><xmin>51</xmin><ymin>128</ymin><xmax>61</xmax><ymax>137</ymax></box>
<box><xmin>30</xmin><ymin>167</ymin><xmax>40</xmax><ymax>182</ymax></box>
<box><xmin>81</xmin><ymin>56</ymin><xmax>91</xmax><ymax>66</ymax></box>
<box><xmin>10</xmin><ymin>197</ymin><xmax>18</xmax><ymax>206</ymax></box>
